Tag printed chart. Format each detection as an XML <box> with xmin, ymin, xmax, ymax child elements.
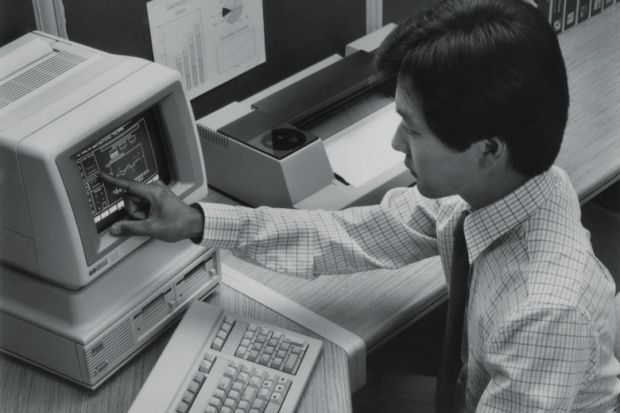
<box><xmin>147</xmin><ymin>0</ymin><xmax>265</xmax><ymax>99</ymax></box>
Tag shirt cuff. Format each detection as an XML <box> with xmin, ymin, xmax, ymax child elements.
<box><xmin>192</xmin><ymin>202</ymin><xmax>247</xmax><ymax>249</ymax></box>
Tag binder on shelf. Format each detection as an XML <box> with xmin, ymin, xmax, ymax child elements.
<box><xmin>578</xmin><ymin>0</ymin><xmax>591</xmax><ymax>22</ymax></box>
<box><xmin>543</xmin><ymin>0</ymin><xmax>617</xmax><ymax>34</ymax></box>
<box><xmin>551</xmin><ymin>0</ymin><xmax>566</xmax><ymax>33</ymax></box>
<box><xmin>538</xmin><ymin>0</ymin><xmax>552</xmax><ymax>24</ymax></box>
<box><xmin>591</xmin><ymin>0</ymin><xmax>603</xmax><ymax>16</ymax></box>
<box><xmin>565</xmin><ymin>0</ymin><xmax>578</xmax><ymax>29</ymax></box>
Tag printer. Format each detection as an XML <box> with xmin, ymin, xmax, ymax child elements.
<box><xmin>196</xmin><ymin>24</ymin><xmax>414</xmax><ymax>209</ymax></box>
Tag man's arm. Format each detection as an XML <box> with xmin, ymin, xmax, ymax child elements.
<box><xmin>194</xmin><ymin>186</ymin><xmax>441</xmax><ymax>277</ymax></box>
<box><xmin>477</xmin><ymin>304</ymin><xmax>596</xmax><ymax>411</ymax></box>
<box><xmin>101</xmin><ymin>174</ymin><xmax>441</xmax><ymax>277</ymax></box>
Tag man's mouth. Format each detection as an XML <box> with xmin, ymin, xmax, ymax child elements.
<box><xmin>405</xmin><ymin>158</ymin><xmax>416</xmax><ymax>177</ymax></box>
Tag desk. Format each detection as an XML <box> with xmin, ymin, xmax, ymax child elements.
<box><xmin>1</xmin><ymin>5</ymin><xmax>620</xmax><ymax>413</ymax></box>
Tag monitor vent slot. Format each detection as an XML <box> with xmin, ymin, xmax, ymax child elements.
<box><xmin>198</xmin><ymin>124</ymin><xmax>229</xmax><ymax>148</ymax></box>
<box><xmin>83</xmin><ymin>319</ymin><xmax>136</xmax><ymax>381</ymax></box>
<box><xmin>0</xmin><ymin>50</ymin><xmax>87</xmax><ymax>110</ymax></box>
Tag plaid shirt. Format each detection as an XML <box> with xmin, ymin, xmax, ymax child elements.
<box><xmin>198</xmin><ymin>166</ymin><xmax>620</xmax><ymax>411</ymax></box>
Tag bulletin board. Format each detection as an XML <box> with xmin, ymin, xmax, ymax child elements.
<box><xmin>383</xmin><ymin>0</ymin><xmax>438</xmax><ymax>24</ymax></box>
<box><xmin>0</xmin><ymin>0</ymin><xmax>37</xmax><ymax>46</ymax></box>
<box><xmin>62</xmin><ymin>0</ymin><xmax>366</xmax><ymax>119</ymax></box>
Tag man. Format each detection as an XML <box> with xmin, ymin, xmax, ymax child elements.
<box><xmin>103</xmin><ymin>0</ymin><xmax>620</xmax><ymax>410</ymax></box>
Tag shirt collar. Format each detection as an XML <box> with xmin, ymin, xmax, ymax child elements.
<box><xmin>464</xmin><ymin>168</ymin><xmax>555</xmax><ymax>263</ymax></box>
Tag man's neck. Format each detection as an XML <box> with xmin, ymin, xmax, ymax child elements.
<box><xmin>463</xmin><ymin>169</ymin><xmax>529</xmax><ymax>210</ymax></box>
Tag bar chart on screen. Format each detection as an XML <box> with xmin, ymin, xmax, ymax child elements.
<box><xmin>147</xmin><ymin>0</ymin><xmax>266</xmax><ymax>99</ymax></box>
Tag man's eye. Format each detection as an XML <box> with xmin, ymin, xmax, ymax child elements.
<box><xmin>401</xmin><ymin>122</ymin><xmax>419</xmax><ymax>136</ymax></box>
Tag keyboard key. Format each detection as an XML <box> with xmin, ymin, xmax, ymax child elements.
<box><xmin>212</xmin><ymin>337</ymin><xmax>225</xmax><ymax>351</ymax></box>
<box><xmin>208</xmin><ymin>396</ymin><xmax>224</xmax><ymax>411</ymax></box>
<box><xmin>217</xmin><ymin>328</ymin><xmax>228</xmax><ymax>339</ymax></box>
<box><xmin>232</xmin><ymin>381</ymin><xmax>245</xmax><ymax>393</ymax></box>
<box><xmin>213</xmin><ymin>389</ymin><xmax>226</xmax><ymax>401</ymax></box>
<box><xmin>252</xmin><ymin>397</ymin><xmax>267</xmax><ymax>409</ymax></box>
<box><xmin>257</xmin><ymin>388</ymin><xmax>271</xmax><ymax>400</ymax></box>
<box><xmin>181</xmin><ymin>391</ymin><xmax>194</xmax><ymax>403</ymax></box>
<box><xmin>217</xmin><ymin>376</ymin><xmax>232</xmax><ymax>393</ymax></box>
<box><xmin>222</xmin><ymin>318</ymin><xmax>235</xmax><ymax>332</ymax></box>
<box><xmin>283</xmin><ymin>354</ymin><xmax>298</xmax><ymax>374</ymax></box>
<box><xmin>262</xmin><ymin>380</ymin><xmax>275</xmax><ymax>392</ymax></box>
<box><xmin>225</xmin><ymin>365</ymin><xmax>239</xmax><ymax>379</ymax></box>
<box><xmin>236</xmin><ymin>347</ymin><xmax>247</xmax><ymax>358</ymax></box>
<box><xmin>271</xmin><ymin>357</ymin><xmax>283</xmax><ymax>370</ymax></box>
<box><xmin>247</xmin><ymin>350</ymin><xmax>259</xmax><ymax>362</ymax></box>
<box><xmin>270</xmin><ymin>392</ymin><xmax>283</xmax><ymax>404</ymax></box>
<box><xmin>175</xmin><ymin>400</ymin><xmax>190</xmax><ymax>413</ymax></box>
<box><xmin>237</xmin><ymin>371</ymin><xmax>251</xmax><ymax>386</ymax></box>
<box><xmin>229</xmin><ymin>389</ymin><xmax>242</xmax><ymax>403</ymax></box>
<box><xmin>187</xmin><ymin>380</ymin><xmax>201</xmax><ymax>394</ymax></box>
<box><xmin>237</xmin><ymin>400</ymin><xmax>251</xmax><ymax>412</ymax></box>
<box><xmin>258</xmin><ymin>354</ymin><xmax>270</xmax><ymax>365</ymax></box>
<box><xmin>221</xmin><ymin>407</ymin><xmax>234</xmax><ymax>413</ymax></box>
<box><xmin>199</xmin><ymin>360</ymin><xmax>213</xmax><ymax>374</ymax></box>
<box><xmin>248</xmin><ymin>375</ymin><xmax>263</xmax><ymax>389</ymax></box>
<box><xmin>242</xmin><ymin>386</ymin><xmax>258</xmax><ymax>403</ymax></box>
<box><xmin>193</xmin><ymin>372</ymin><xmax>206</xmax><ymax>385</ymax></box>
<box><xmin>224</xmin><ymin>397</ymin><xmax>237</xmax><ymax>409</ymax></box>
<box><xmin>287</xmin><ymin>336</ymin><xmax>306</xmax><ymax>346</ymax></box>
<box><xmin>264</xmin><ymin>401</ymin><xmax>281</xmax><ymax>413</ymax></box>
<box><xmin>204</xmin><ymin>406</ymin><xmax>218</xmax><ymax>413</ymax></box>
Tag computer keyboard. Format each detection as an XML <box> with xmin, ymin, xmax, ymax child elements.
<box><xmin>129</xmin><ymin>300</ymin><xmax>323</xmax><ymax>413</ymax></box>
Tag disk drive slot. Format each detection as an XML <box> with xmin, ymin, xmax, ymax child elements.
<box><xmin>175</xmin><ymin>258</ymin><xmax>214</xmax><ymax>302</ymax></box>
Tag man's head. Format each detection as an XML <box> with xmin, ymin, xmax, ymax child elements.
<box><xmin>377</xmin><ymin>0</ymin><xmax>568</xmax><ymax>201</ymax></box>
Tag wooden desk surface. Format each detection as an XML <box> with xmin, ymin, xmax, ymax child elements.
<box><xmin>0</xmin><ymin>283</ymin><xmax>352</xmax><ymax>413</ymax></box>
<box><xmin>556</xmin><ymin>5</ymin><xmax>620</xmax><ymax>202</ymax></box>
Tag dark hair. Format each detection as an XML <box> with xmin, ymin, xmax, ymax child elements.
<box><xmin>375</xmin><ymin>0</ymin><xmax>569</xmax><ymax>177</ymax></box>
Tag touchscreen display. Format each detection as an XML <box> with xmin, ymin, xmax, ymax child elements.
<box><xmin>71</xmin><ymin>108</ymin><xmax>171</xmax><ymax>232</ymax></box>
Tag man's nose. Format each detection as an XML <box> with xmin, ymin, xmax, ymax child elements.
<box><xmin>391</xmin><ymin>123</ymin><xmax>408</xmax><ymax>153</ymax></box>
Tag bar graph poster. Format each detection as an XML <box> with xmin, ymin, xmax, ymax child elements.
<box><xmin>147</xmin><ymin>0</ymin><xmax>266</xmax><ymax>99</ymax></box>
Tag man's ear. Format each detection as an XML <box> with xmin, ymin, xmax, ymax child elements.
<box><xmin>477</xmin><ymin>137</ymin><xmax>506</xmax><ymax>168</ymax></box>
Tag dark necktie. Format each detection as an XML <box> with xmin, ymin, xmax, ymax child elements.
<box><xmin>436</xmin><ymin>211</ymin><xmax>470</xmax><ymax>413</ymax></box>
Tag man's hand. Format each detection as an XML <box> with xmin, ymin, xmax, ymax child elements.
<box><xmin>100</xmin><ymin>174</ymin><xmax>204</xmax><ymax>242</ymax></box>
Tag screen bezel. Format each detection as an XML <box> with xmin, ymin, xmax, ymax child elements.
<box><xmin>55</xmin><ymin>94</ymin><xmax>179</xmax><ymax>267</ymax></box>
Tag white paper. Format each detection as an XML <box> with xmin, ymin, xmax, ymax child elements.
<box><xmin>324</xmin><ymin>103</ymin><xmax>404</xmax><ymax>187</ymax></box>
<box><xmin>147</xmin><ymin>0</ymin><xmax>266</xmax><ymax>99</ymax></box>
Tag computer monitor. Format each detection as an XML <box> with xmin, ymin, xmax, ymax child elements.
<box><xmin>0</xmin><ymin>32</ymin><xmax>207</xmax><ymax>290</ymax></box>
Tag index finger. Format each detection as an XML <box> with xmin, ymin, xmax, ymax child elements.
<box><xmin>100</xmin><ymin>173</ymin><xmax>154</xmax><ymax>199</ymax></box>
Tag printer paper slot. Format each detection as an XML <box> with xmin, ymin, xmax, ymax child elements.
<box><xmin>324</xmin><ymin>102</ymin><xmax>403</xmax><ymax>188</ymax></box>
